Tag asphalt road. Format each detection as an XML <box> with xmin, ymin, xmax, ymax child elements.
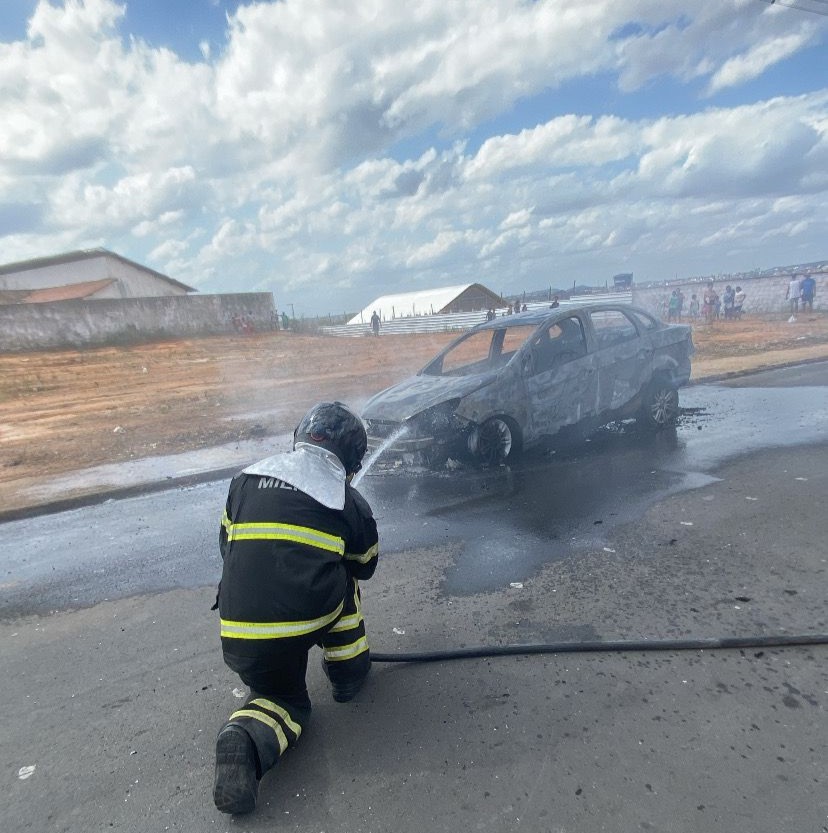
<box><xmin>2</xmin><ymin>363</ymin><xmax>827</xmax><ymax>832</ymax></box>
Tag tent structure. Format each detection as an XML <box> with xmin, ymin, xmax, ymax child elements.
<box><xmin>348</xmin><ymin>282</ymin><xmax>502</xmax><ymax>325</ymax></box>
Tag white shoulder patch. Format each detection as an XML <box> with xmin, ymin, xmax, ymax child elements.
<box><xmin>243</xmin><ymin>444</ymin><xmax>346</xmax><ymax>509</ymax></box>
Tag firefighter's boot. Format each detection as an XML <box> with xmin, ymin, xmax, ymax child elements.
<box><xmin>321</xmin><ymin>656</ymin><xmax>371</xmax><ymax>703</ymax></box>
<box><xmin>213</xmin><ymin>724</ymin><xmax>259</xmax><ymax>815</ymax></box>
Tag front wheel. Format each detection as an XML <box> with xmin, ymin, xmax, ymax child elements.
<box><xmin>639</xmin><ymin>382</ymin><xmax>679</xmax><ymax>429</ymax></box>
<box><xmin>468</xmin><ymin>417</ymin><xmax>520</xmax><ymax>464</ymax></box>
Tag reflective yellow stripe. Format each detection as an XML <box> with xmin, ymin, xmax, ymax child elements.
<box><xmin>324</xmin><ymin>635</ymin><xmax>369</xmax><ymax>661</ymax></box>
<box><xmin>230</xmin><ymin>709</ymin><xmax>289</xmax><ymax>754</ymax></box>
<box><xmin>249</xmin><ymin>698</ymin><xmax>302</xmax><ymax>738</ymax></box>
<box><xmin>221</xmin><ymin>601</ymin><xmax>344</xmax><ymax>640</ymax></box>
<box><xmin>344</xmin><ymin>542</ymin><xmax>378</xmax><ymax>565</ymax></box>
<box><xmin>329</xmin><ymin>611</ymin><xmax>363</xmax><ymax>633</ymax></box>
<box><xmin>225</xmin><ymin>521</ymin><xmax>345</xmax><ymax>555</ymax></box>
<box><xmin>351</xmin><ymin>578</ymin><xmax>362</xmax><ymax>616</ymax></box>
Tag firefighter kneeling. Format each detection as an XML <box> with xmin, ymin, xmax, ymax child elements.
<box><xmin>213</xmin><ymin>402</ymin><xmax>379</xmax><ymax>815</ymax></box>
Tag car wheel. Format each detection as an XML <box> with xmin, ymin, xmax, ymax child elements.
<box><xmin>639</xmin><ymin>381</ymin><xmax>679</xmax><ymax>429</ymax></box>
<box><xmin>468</xmin><ymin>417</ymin><xmax>519</xmax><ymax>464</ymax></box>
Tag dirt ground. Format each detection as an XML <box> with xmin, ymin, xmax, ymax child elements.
<box><xmin>2</xmin><ymin>313</ymin><xmax>828</xmax><ymax>513</ymax></box>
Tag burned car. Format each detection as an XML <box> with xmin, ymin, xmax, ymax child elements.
<box><xmin>361</xmin><ymin>303</ymin><xmax>694</xmax><ymax>465</ymax></box>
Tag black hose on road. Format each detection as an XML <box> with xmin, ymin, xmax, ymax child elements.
<box><xmin>371</xmin><ymin>632</ymin><xmax>828</xmax><ymax>664</ymax></box>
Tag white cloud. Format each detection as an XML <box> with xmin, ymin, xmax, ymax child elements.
<box><xmin>404</xmin><ymin>230</ymin><xmax>467</xmax><ymax>268</ymax></box>
<box><xmin>148</xmin><ymin>237</ymin><xmax>189</xmax><ymax>262</ymax></box>
<box><xmin>0</xmin><ymin>0</ymin><xmax>826</xmax><ymax>312</ymax></box>
<box><xmin>48</xmin><ymin>166</ymin><xmax>203</xmax><ymax>234</ymax></box>
<box><xmin>465</xmin><ymin>116</ymin><xmax>638</xmax><ymax>181</ymax></box>
<box><xmin>707</xmin><ymin>31</ymin><xmax>815</xmax><ymax>95</ymax></box>
<box><xmin>634</xmin><ymin>96</ymin><xmax>827</xmax><ymax>198</ymax></box>
<box><xmin>500</xmin><ymin>209</ymin><xmax>533</xmax><ymax>231</ymax></box>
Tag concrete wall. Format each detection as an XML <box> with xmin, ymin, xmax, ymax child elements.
<box><xmin>632</xmin><ymin>271</ymin><xmax>826</xmax><ymax>317</ymax></box>
<box><xmin>0</xmin><ymin>253</ymin><xmax>189</xmax><ymax>297</ymax></box>
<box><xmin>0</xmin><ymin>292</ymin><xmax>275</xmax><ymax>352</ymax></box>
<box><xmin>320</xmin><ymin>297</ymin><xmax>631</xmax><ymax>337</ymax></box>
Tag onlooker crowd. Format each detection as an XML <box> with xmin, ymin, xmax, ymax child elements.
<box><xmin>659</xmin><ymin>282</ymin><xmax>750</xmax><ymax>324</ymax></box>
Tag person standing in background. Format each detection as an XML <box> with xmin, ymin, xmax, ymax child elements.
<box><xmin>702</xmin><ymin>283</ymin><xmax>719</xmax><ymax>324</ymax></box>
<box><xmin>800</xmin><ymin>274</ymin><xmax>816</xmax><ymax>313</ymax></box>
<box><xmin>733</xmin><ymin>287</ymin><xmax>746</xmax><ymax>318</ymax></box>
<box><xmin>688</xmin><ymin>294</ymin><xmax>700</xmax><ymax>319</ymax></box>
<box><xmin>723</xmin><ymin>286</ymin><xmax>735</xmax><ymax>320</ymax></box>
<box><xmin>786</xmin><ymin>275</ymin><xmax>801</xmax><ymax>319</ymax></box>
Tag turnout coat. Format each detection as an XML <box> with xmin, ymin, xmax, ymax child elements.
<box><xmin>217</xmin><ymin>444</ymin><xmax>379</xmax><ymax>659</ymax></box>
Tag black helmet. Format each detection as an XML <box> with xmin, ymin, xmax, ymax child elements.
<box><xmin>294</xmin><ymin>402</ymin><xmax>368</xmax><ymax>475</ymax></box>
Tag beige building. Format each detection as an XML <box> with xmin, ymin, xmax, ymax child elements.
<box><xmin>0</xmin><ymin>248</ymin><xmax>195</xmax><ymax>303</ymax></box>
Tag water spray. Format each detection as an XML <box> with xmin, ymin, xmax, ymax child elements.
<box><xmin>352</xmin><ymin>424</ymin><xmax>409</xmax><ymax>487</ymax></box>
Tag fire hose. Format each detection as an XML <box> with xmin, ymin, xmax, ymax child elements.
<box><xmin>370</xmin><ymin>632</ymin><xmax>828</xmax><ymax>664</ymax></box>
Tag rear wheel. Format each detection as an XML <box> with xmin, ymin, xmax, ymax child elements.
<box><xmin>639</xmin><ymin>381</ymin><xmax>679</xmax><ymax>429</ymax></box>
<box><xmin>468</xmin><ymin>417</ymin><xmax>520</xmax><ymax>464</ymax></box>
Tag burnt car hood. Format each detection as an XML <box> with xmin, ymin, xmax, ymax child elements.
<box><xmin>362</xmin><ymin>372</ymin><xmax>497</xmax><ymax>423</ymax></box>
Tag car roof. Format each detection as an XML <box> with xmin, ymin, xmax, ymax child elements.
<box><xmin>471</xmin><ymin>302</ymin><xmax>659</xmax><ymax>331</ymax></box>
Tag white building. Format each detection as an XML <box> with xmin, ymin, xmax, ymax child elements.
<box><xmin>0</xmin><ymin>248</ymin><xmax>195</xmax><ymax>303</ymax></box>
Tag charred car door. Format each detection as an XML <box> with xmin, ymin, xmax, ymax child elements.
<box><xmin>522</xmin><ymin>314</ymin><xmax>596</xmax><ymax>442</ymax></box>
<box><xmin>587</xmin><ymin>308</ymin><xmax>653</xmax><ymax>416</ymax></box>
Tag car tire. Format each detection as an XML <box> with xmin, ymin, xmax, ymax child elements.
<box><xmin>639</xmin><ymin>380</ymin><xmax>679</xmax><ymax>429</ymax></box>
<box><xmin>468</xmin><ymin>417</ymin><xmax>520</xmax><ymax>464</ymax></box>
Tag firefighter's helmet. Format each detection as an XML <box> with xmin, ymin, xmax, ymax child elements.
<box><xmin>294</xmin><ymin>402</ymin><xmax>368</xmax><ymax>475</ymax></box>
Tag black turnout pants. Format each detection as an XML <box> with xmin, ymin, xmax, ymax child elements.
<box><xmin>220</xmin><ymin>578</ymin><xmax>369</xmax><ymax>776</ymax></box>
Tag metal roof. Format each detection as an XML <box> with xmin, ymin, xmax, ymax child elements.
<box><xmin>348</xmin><ymin>283</ymin><xmax>497</xmax><ymax>325</ymax></box>
<box><xmin>0</xmin><ymin>248</ymin><xmax>196</xmax><ymax>293</ymax></box>
<box><xmin>22</xmin><ymin>279</ymin><xmax>116</xmax><ymax>303</ymax></box>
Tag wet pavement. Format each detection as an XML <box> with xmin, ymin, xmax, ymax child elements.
<box><xmin>1</xmin><ymin>363</ymin><xmax>827</xmax><ymax>833</ymax></box>
<box><xmin>2</xmin><ymin>368</ymin><xmax>827</xmax><ymax>618</ymax></box>
<box><xmin>367</xmin><ymin>378</ymin><xmax>828</xmax><ymax>595</ymax></box>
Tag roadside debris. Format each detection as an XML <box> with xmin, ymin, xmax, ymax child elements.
<box><xmin>18</xmin><ymin>765</ymin><xmax>35</xmax><ymax>780</ymax></box>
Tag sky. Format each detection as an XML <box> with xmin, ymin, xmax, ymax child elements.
<box><xmin>1</xmin><ymin>0</ymin><xmax>828</xmax><ymax>317</ymax></box>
